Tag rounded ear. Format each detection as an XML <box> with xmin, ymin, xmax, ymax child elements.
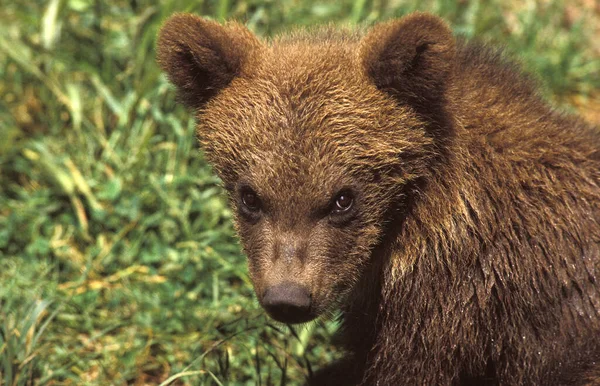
<box><xmin>360</xmin><ymin>13</ymin><xmax>456</xmax><ymax>106</ymax></box>
<box><xmin>156</xmin><ymin>14</ymin><xmax>260</xmax><ymax>109</ymax></box>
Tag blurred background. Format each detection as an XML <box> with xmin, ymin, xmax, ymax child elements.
<box><xmin>0</xmin><ymin>0</ymin><xmax>599</xmax><ymax>384</ymax></box>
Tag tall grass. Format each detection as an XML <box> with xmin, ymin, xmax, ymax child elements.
<box><xmin>0</xmin><ymin>0</ymin><xmax>598</xmax><ymax>384</ymax></box>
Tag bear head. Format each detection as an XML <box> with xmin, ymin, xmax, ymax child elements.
<box><xmin>157</xmin><ymin>13</ymin><xmax>456</xmax><ymax>323</ymax></box>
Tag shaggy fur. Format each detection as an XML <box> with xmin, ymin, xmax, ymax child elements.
<box><xmin>157</xmin><ymin>13</ymin><xmax>600</xmax><ymax>385</ymax></box>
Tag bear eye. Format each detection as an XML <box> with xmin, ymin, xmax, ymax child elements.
<box><xmin>241</xmin><ymin>189</ymin><xmax>261</xmax><ymax>212</ymax></box>
<box><xmin>332</xmin><ymin>192</ymin><xmax>354</xmax><ymax>214</ymax></box>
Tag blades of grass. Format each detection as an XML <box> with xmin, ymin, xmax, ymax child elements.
<box><xmin>216</xmin><ymin>0</ymin><xmax>230</xmax><ymax>21</ymax></box>
<box><xmin>461</xmin><ymin>0</ymin><xmax>481</xmax><ymax>37</ymax></box>
<box><xmin>21</xmin><ymin>300</ymin><xmax>50</xmax><ymax>357</ymax></box>
<box><xmin>255</xmin><ymin>338</ymin><xmax>262</xmax><ymax>386</ymax></box>
<box><xmin>280</xmin><ymin>351</ymin><xmax>288</xmax><ymax>386</ymax></box>
<box><xmin>178</xmin><ymin>325</ymin><xmax>259</xmax><ymax>375</ymax></box>
<box><xmin>25</xmin><ymin>143</ymin><xmax>75</xmax><ymax>196</ymax></box>
<box><xmin>0</xmin><ymin>298</ymin><xmax>50</xmax><ymax>386</ymax></box>
<box><xmin>42</xmin><ymin>0</ymin><xmax>66</xmax><ymax>50</ymax></box>
<box><xmin>160</xmin><ymin>332</ymin><xmax>257</xmax><ymax>386</ymax></box>
<box><xmin>351</xmin><ymin>0</ymin><xmax>368</xmax><ymax>23</ymax></box>
<box><xmin>294</xmin><ymin>322</ymin><xmax>316</xmax><ymax>356</ymax></box>
<box><xmin>0</xmin><ymin>36</ymin><xmax>70</xmax><ymax>107</ymax></box>
<box><xmin>206</xmin><ymin>369</ymin><xmax>225</xmax><ymax>386</ymax></box>
<box><xmin>0</xmin><ymin>109</ymin><xmax>20</xmax><ymax>157</ymax></box>
<box><xmin>158</xmin><ymin>370</ymin><xmax>208</xmax><ymax>386</ymax></box>
<box><xmin>31</xmin><ymin>304</ymin><xmax>62</xmax><ymax>350</ymax></box>
<box><xmin>90</xmin><ymin>74</ymin><xmax>137</xmax><ymax>128</ymax></box>
<box><xmin>64</xmin><ymin>158</ymin><xmax>103</xmax><ymax>213</ymax></box>
<box><xmin>65</xmin><ymin>83</ymin><xmax>83</xmax><ymax>133</ymax></box>
<box><xmin>212</xmin><ymin>270</ymin><xmax>219</xmax><ymax>306</ymax></box>
<box><xmin>1</xmin><ymin>315</ymin><xmax>14</xmax><ymax>386</ymax></box>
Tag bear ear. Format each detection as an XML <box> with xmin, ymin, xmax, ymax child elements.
<box><xmin>360</xmin><ymin>13</ymin><xmax>455</xmax><ymax>106</ymax></box>
<box><xmin>156</xmin><ymin>14</ymin><xmax>260</xmax><ymax>109</ymax></box>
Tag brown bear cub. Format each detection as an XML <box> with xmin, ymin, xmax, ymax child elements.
<box><xmin>157</xmin><ymin>12</ymin><xmax>600</xmax><ymax>385</ymax></box>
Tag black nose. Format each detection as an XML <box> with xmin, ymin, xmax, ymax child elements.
<box><xmin>262</xmin><ymin>282</ymin><xmax>313</xmax><ymax>324</ymax></box>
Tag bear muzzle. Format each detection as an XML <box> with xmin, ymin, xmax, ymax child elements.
<box><xmin>261</xmin><ymin>282</ymin><xmax>314</xmax><ymax>324</ymax></box>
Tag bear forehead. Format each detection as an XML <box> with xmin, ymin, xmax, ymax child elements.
<box><xmin>199</xmin><ymin>79</ymin><xmax>402</xmax><ymax>186</ymax></box>
<box><xmin>259</xmin><ymin>41</ymin><xmax>361</xmax><ymax>82</ymax></box>
<box><xmin>199</xmin><ymin>44</ymin><xmax>405</xmax><ymax>155</ymax></box>
<box><xmin>197</xmin><ymin>41</ymin><xmax>425</xmax><ymax>190</ymax></box>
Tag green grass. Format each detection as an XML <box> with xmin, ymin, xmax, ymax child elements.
<box><xmin>1</xmin><ymin>0</ymin><xmax>598</xmax><ymax>384</ymax></box>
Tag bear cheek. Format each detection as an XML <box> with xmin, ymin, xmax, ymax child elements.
<box><xmin>312</xmin><ymin>227</ymin><xmax>361</xmax><ymax>280</ymax></box>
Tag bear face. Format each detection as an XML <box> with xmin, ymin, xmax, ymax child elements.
<box><xmin>157</xmin><ymin>13</ymin><xmax>453</xmax><ymax>324</ymax></box>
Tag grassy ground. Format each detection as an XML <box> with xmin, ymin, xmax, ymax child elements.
<box><xmin>1</xmin><ymin>0</ymin><xmax>599</xmax><ymax>385</ymax></box>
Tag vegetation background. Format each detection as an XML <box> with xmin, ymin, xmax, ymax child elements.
<box><xmin>1</xmin><ymin>0</ymin><xmax>599</xmax><ymax>384</ymax></box>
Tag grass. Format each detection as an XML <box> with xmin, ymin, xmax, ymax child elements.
<box><xmin>0</xmin><ymin>0</ymin><xmax>598</xmax><ymax>384</ymax></box>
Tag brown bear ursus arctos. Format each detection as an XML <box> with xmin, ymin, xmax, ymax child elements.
<box><xmin>156</xmin><ymin>12</ymin><xmax>600</xmax><ymax>385</ymax></box>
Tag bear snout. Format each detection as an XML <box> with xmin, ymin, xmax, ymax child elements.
<box><xmin>261</xmin><ymin>282</ymin><xmax>314</xmax><ymax>324</ymax></box>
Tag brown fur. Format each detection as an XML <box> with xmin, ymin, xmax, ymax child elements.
<box><xmin>157</xmin><ymin>13</ymin><xmax>600</xmax><ymax>385</ymax></box>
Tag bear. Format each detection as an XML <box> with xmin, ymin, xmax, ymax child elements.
<box><xmin>156</xmin><ymin>12</ymin><xmax>600</xmax><ymax>385</ymax></box>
